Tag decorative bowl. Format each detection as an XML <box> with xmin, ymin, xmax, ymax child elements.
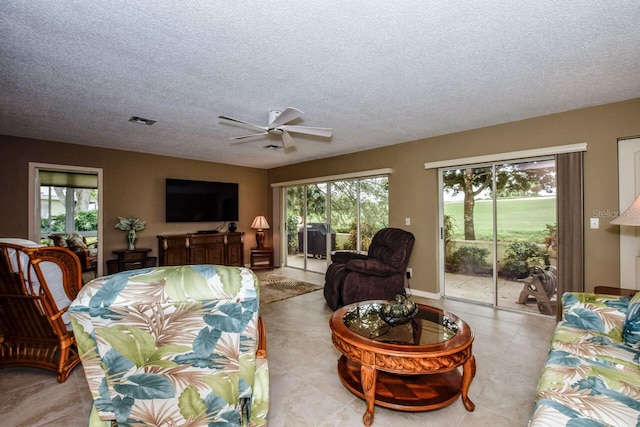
<box><xmin>379</xmin><ymin>294</ymin><xmax>418</xmax><ymax>326</ymax></box>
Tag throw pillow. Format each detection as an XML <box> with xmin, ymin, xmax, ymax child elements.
<box><xmin>51</xmin><ymin>234</ymin><xmax>69</xmax><ymax>247</ymax></box>
<box><xmin>67</xmin><ymin>234</ymin><xmax>87</xmax><ymax>249</ymax></box>
<box><xmin>623</xmin><ymin>292</ymin><xmax>640</xmax><ymax>348</ymax></box>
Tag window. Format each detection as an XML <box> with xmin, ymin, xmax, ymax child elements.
<box><xmin>283</xmin><ymin>175</ymin><xmax>389</xmax><ymax>274</ymax></box>
<box><xmin>29</xmin><ymin>164</ymin><xmax>103</xmax><ymax>276</ymax></box>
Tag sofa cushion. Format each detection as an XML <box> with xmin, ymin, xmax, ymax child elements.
<box><xmin>530</xmin><ymin>292</ymin><xmax>640</xmax><ymax>427</ymax></box>
<box><xmin>531</xmin><ymin>347</ymin><xmax>640</xmax><ymax>427</ymax></box>
<box><xmin>562</xmin><ymin>292</ymin><xmax>627</xmax><ymax>336</ymax></box>
<box><xmin>552</xmin><ymin>324</ymin><xmax>640</xmax><ymax>368</ymax></box>
<box><xmin>623</xmin><ymin>292</ymin><xmax>640</xmax><ymax>348</ymax></box>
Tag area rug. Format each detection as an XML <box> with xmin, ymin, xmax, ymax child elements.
<box><xmin>258</xmin><ymin>278</ymin><xmax>322</xmax><ymax>305</ymax></box>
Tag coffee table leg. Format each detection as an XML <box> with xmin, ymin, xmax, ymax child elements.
<box><xmin>360</xmin><ymin>364</ymin><xmax>377</xmax><ymax>426</ymax></box>
<box><xmin>461</xmin><ymin>354</ymin><xmax>476</xmax><ymax>411</ymax></box>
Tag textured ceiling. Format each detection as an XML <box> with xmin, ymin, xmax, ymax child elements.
<box><xmin>1</xmin><ymin>1</ymin><xmax>639</xmax><ymax>169</ymax></box>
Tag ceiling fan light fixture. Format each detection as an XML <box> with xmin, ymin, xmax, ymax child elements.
<box><xmin>263</xmin><ymin>144</ymin><xmax>282</xmax><ymax>150</ymax></box>
<box><xmin>219</xmin><ymin>107</ymin><xmax>332</xmax><ymax>151</ymax></box>
<box><xmin>129</xmin><ymin>116</ymin><xmax>157</xmax><ymax>126</ymax></box>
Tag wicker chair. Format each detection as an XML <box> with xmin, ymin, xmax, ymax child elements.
<box><xmin>0</xmin><ymin>238</ymin><xmax>83</xmax><ymax>382</ymax></box>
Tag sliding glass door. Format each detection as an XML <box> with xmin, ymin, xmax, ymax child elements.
<box><xmin>284</xmin><ymin>183</ymin><xmax>331</xmax><ymax>273</ymax></box>
<box><xmin>304</xmin><ymin>183</ymin><xmax>329</xmax><ymax>274</ymax></box>
<box><xmin>441</xmin><ymin>157</ymin><xmax>557</xmax><ymax>315</ymax></box>
<box><xmin>442</xmin><ymin>166</ymin><xmax>495</xmax><ymax>304</ymax></box>
<box><xmin>284</xmin><ymin>175</ymin><xmax>388</xmax><ymax>274</ymax></box>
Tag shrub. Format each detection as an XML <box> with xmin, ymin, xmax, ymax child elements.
<box><xmin>41</xmin><ymin>213</ymin><xmax>66</xmax><ymax>233</ymax></box>
<box><xmin>287</xmin><ymin>216</ymin><xmax>299</xmax><ymax>254</ymax></box>
<box><xmin>75</xmin><ymin>210</ymin><xmax>98</xmax><ymax>231</ymax></box>
<box><xmin>449</xmin><ymin>246</ymin><xmax>491</xmax><ymax>275</ymax></box>
<box><xmin>544</xmin><ymin>223</ymin><xmax>557</xmax><ymax>251</ymax></box>
<box><xmin>346</xmin><ymin>221</ymin><xmax>378</xmax><ymax>252</ymax></box>
<box><xmin>500</xmin><ymin>240</ymin><xmax>549</xmax><ymax>279</ymax></box>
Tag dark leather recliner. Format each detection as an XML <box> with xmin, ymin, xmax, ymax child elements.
<box><xmin>324</xmin><ymin>228</ymin><xmax>415</xmax><ymax>310</ymax></box>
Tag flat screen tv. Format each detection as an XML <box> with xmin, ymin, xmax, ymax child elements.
<box><xmin>166</xmin><ymin>178</ymin><xmax>239</xmax><ymax>222</ymax></box>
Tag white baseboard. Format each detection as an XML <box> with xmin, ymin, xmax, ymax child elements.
<box><xmin>406</xmin><ymin>288</ymin><xmax>440</xmax><ymax>300</ymax></box>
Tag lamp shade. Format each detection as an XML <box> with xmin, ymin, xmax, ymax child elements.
<box><xmin>611</xmin><ymin>194</ymin><xmax>640</xmax><ymax>226</ymax></box>
<box><xmin>251</xmin><ymin>216</ymin><xmax>270</xmax><ymax>230</ymax></box>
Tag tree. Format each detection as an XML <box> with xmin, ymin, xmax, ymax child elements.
<box><xmin>285</xmin><ymin>185</ymin><xmax>327</xmax><ymax>253</ymax></box>
<box><xmin>330</xmin><ymin>178</ymin><xmax>388</xmax><ymax>233</ymax></box>
<box><xmin>285</xmin><ymin>178</ymin><xmax>389</xmax><ymax>252</ymax></box>
<box><xmin>442</xmin><ymin>168</ymin><xmax>491</xmax><ymax>240</ymax></box>
<box><xmin>41</xmin><ymin>187</ymin><xmax>97</xmax><ymax>234</ymax></box>
<box><xmin>75</xmin><ymin>188</ymin><xmax>93</xmax><ymax>216</ymax></box>
<box><xmin>443</xmin><ymin>162</ymin><xmax>555</xmax><ymax>240</ymax></box>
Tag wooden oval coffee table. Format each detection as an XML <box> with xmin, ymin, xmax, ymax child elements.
<box><xmin>329</xmin><ymin>300</ymin><xmax>475</xmax><ymax>426</ymax></box>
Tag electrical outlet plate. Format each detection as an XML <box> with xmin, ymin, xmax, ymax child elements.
<box><xmin>406</xmin><ymin>267</ymin><xmax>412</xmax><ymax>279</ymax></box>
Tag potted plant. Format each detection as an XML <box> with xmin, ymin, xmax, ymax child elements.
<box><xmin>115</xmin><ymin>216</ymin><xmax>146</xmax><ymax>250</ymax></box>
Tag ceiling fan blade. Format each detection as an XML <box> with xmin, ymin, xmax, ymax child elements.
<box><xmin>218</xmin><ymin>115</ymin><xmax>268</xmax><ymax>132</ymax></box>
<box><xmin>269</xmin><ymin>107</ymin><xmax>304</xmax><ymax>127</ymax></box>
<box><xmin>281</xmin><ymin>130</ymin><xmax>297</xmax><ymax>149</ymax></box>
<box><xmin>230</xmin><ymin>140</ymin><xmax>257</xmax><ymax>145</ymax></box>
<box><xmin>229</xmin><ymin>132</ymin><xmax>269</xmax><ymax>140</ymax></box>
<box><xmin>278</xmin><ymin>125</ymin><xmax>333</xmax><ymax>138</ymax></box>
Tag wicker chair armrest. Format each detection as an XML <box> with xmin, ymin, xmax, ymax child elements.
<box><xmin>257</xmin><ymin>316</ymin><xmax>267</xmax><ymax>358</ymax></box>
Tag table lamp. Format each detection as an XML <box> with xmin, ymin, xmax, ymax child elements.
<box><xmin>611</xmin><ymin>194</ymin><xmax>640</xmax><ymax>226</ymax></box>
<box><xmin>251</xmin><ymin>216</ymin><xmax>270</xmax><ymax>249</ymax></box>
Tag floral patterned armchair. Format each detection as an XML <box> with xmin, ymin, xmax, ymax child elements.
<box><xmin>69</xmin><ymin>265</ymin><xmax>269</xmax><ymax>426</ymax></box>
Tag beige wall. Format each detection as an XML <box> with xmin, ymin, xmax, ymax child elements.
<box><xmin>269</xmin><ymin>98</ymin><xmax>640</xmax><ymax>293</ymax></box>
<box><xmin>2</xmin><ymin>99</ymin><xmax>639</xmax><ymax>293</ymax></box>
<box><xmin>0</xmin><ymin>136</ymin><xmax>270</xmax><ymax>271</ymax></box>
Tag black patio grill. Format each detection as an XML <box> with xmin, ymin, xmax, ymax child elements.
<box><xmin>298</xmin><ymin>223</ymin><xmax>336</xmax><ymax>258</ymax></box>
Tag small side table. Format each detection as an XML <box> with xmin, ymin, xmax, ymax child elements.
<box><xmin>107</xmin><ymin>248</ymin><xmax>157</xmax><ymax>275</ymax></box>
<box><xmin>250</xmin><ymin>247</ymin><xmax>274</xmax><ymax>270</ymax></box>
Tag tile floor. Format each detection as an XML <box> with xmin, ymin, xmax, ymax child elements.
<box><xmin>443</xmin><ymin>273</ymin><xmax>557</xmax><ymax>316</ymax></box>
<box><xmin>0</xmin><ymin>267</ymin><xmax>556</xmax><ymax>427</ymax></box>
<box><xmin>285</xmin><ymin>254</ymin><xmax>556</xmax><ymax>316</ymax></box>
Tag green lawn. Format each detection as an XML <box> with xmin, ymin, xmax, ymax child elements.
<box><xmin>444</xmin><ymin>197</ymin><xmax>556</xmax><ymax>242</ymax></box>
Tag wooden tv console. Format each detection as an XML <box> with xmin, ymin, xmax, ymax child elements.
<box><xmin>157</xmin><ymin>232</ymin><xmax>244</xmax><ymax>267</ymax></box>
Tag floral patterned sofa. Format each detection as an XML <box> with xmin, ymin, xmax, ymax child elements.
<box><xmin>69</xmin><ymin>265</ymin><xmax>269</xmax><ymax>426</ymax></box>
<box><xmin>529</xmin><ymin>292</ymin><xmax>640</xmax><ymax>426</ymax></box>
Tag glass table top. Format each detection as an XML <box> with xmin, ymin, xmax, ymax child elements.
<box><xmin>343</xmin><ymin>301</ymin><xmax>458</xmax><ymax>346</ymax></box>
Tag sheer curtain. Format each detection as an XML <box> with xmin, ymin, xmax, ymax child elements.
<box><xmin>556</xmin><ymin>151</ymin><xmax>584</xmax><ymax>319</ymax></box>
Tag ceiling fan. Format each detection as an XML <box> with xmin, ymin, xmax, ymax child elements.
<box><xmin>218</xmin><ymin>107</ymin><xmax>333</xmax><ymax>150</ymax></box>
